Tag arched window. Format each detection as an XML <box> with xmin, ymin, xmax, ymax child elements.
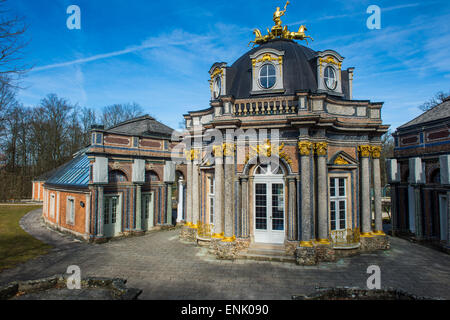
<box><xmin>109</xmin><ymin>170</ymin><xmax>128</xmax><ymax>183</ymax></box>
<box><xmin>145</xmin><ymin>170</ymin><xmax>159</xmax><ymax>182</ymax></box>
<box><xmin>254</xmin><ymin>163</ymin><xmax>284</xmax><ymax>176</ymax></box>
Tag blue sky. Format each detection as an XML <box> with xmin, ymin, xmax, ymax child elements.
<box><xmin>7</xmin><ymin>0</ymin><xmax>450</xmax><ymax>130</ymax></box>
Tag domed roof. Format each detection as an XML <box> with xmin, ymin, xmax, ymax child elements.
<box><xmin>227</xmin><ymin>39</ymin><xmax>318</xmax><ymax>99</ymax></box>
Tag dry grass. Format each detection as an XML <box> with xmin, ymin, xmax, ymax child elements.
<box><xmin>0</xmin><ymin>205</ymin><xmax>52</xmax><ymax>272</ymax></box>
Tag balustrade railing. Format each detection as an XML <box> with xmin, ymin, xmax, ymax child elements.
<box><xmin>233</xmin><ymin>99</ymin><xmax>297</xmax><ymax>116</ymax></box>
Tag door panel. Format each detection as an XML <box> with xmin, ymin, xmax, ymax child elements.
<box><xmin>254</xmin><ymin>180</ymin><xmax>285</xmax><ymax>244</ymax></box>
<box><xmin>141</xmin><ymin>193</ymin><xmax>154</xmax><ymax>231</ymax></box>
<box><xmin>104</xmin><ymin>196</ymin><xmax>120</xmax><ymax>237</ymax></box>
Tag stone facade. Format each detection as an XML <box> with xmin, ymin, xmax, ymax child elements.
<box><xmin>389</xmin><ymin>98</ymin><xmax>450</xmax><ymax>252</ymax></box>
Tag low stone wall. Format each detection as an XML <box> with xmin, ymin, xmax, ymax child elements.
<box><xmin>0</xmin><ymin>275</ymin><xmax>142</xmax><ymax>300</ymax></box>
<box><xmin>180</xmin><ymin>226</ymin><xmax>197</xmax><ymax>242</ymax></box>
<box><xmin>360</xmin><ymin>235</ymin><xmax>390</xmax><ymax>251</ymax></box>
<box><xmin>209</xmin><ymin>238</ymin><xmax>250</xmax><ymax>260</ymax></box>
<box><xmin>292</xmin><ymin>287</ymin><xmax>441</xmax><ymax>300</ymax></box>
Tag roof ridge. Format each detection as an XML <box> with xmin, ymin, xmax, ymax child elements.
<box><xmin>105</xmin><ymin>114</ymin><xmax>155</xmax><ymax>131</ymax></box>
<box><xmin>398</xmin><ymin>99</ymin><xmax>450</xmax><ymax>129</ymax></box>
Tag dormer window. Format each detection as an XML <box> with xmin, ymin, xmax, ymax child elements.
<box><xmin>324</xmin><ymin>66</ymin><xmax>337</xmax><ymax>90</ymax></box>
<box><xmin>259</xmin><ymin>64</ymin><xmax>277</xmax><ymax>89</ymax></box>
<box><xmin>250</xmin><ymin>48</ymin><xmax>285</xmax><ymax>95</ymax></box>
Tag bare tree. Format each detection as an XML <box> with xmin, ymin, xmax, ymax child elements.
<box><xmin>101</xmin><ymin>102</ymin><xmax>143</xmax><ymax>128</ymax></box>
<box><xmin>419</xmin><ymin>91</ymin><xmax>450</xmax><ymax>111</ymax></box>
<box><xmin>0</xmin><ymin>0</ymin><xmax>31</xmax><ymax>90</ymax></box>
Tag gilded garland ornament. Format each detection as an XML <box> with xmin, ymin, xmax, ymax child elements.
<box><xmin>245</xmin><ymin>139</ymin><xmax>292</xmax><ymax>165</ymax></box>
<box><xmin>223</xmin><ymin>143</ymin><xmax>235</xmax><ymax>157</ymax></box>
<box><xmin>185</xmin><ymin>149</ymin><xmax>200</xmax><ymax>161</ymax></box>
<box><xmin>298</xmin><ymin>141</ymin><xmax>313</xmax><ymax>156</ymax></box>
<box><xmin>358</xmin><ymin>145</ymin><xmax>371</xmax><ymax>158</ymax></box>
<box><xmin>370</xmin><ymin>146</ymin><xmax>382</xmax><ymax>159</ymax></box>
<box><xmin>314</xmin><ymin>142</ymin><xmax>328</xmax><ymax>156</ymax></box>
<box><xmin>212</xmin><ymin>145</ymin><xmax>223</xmax><ymax>157</ymax></box>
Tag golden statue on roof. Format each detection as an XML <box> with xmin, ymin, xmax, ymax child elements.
<box><xmin>249</xmin><ymin>1</ymin><xmax>313</xmax><ymax>47</ymax></box>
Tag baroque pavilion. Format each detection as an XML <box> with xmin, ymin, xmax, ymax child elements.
<box><xmin>180</xmin><ymin>2</ymin><xmax>390</xmax><ymax>264</ymax></box>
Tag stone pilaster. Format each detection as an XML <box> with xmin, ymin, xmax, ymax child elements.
<box><xmin>97</xmin><ymin>186</ymin><xmax>104</xmax><ymax>237</ymax></box>
<box><xmin>223</xmin><ymin>142</ymin><xmax>235</xmax><ymax>242</ymax></box>
<box><xmin>192</xmin><ymin>154</ymin><xmax>200</xmax><ymax>229</ymax></box>
<box><xmin>315</xmin><ymin>142</ymin><xmax>329</xmax><ymax>243</ymax></box>
<box><xmin>185</xmin><ymin>154</ymin><xmax>193</xmax><ymax>227</ymax></box>
<box><xmin>371</xmin><ymin>146</ymin><xmax>384</xmax><ymax>235</ymax></box>
<box><xmin>298</xmin><ymin>141</ymin><xmax>313</xmax><ymax>247</ymax></box>
<box><xmin>166</xmin><ymin>183</ymin><xmax>173</xmax><ymax>225</ymax></box>
<box><xmin>359</xmin><ymin>145</ymin><xmax>373</xmax><ymax>237</ymax></box>
<box><xmin>176</xmin><ymin>180</ymin><xmax>184</xmax><ymax>223</ymax></box>
<box><xmin>287</xmin><ymin>176</ymin><xmax>297</xmax><ymax>241</ymax></box>
<box><xmin>241</xmin><ymin>176</ymin><xmax>249</xmax><ymax>238</ymax></box>
<box><xmin>135</xmin><ymin>184</ymin><xmax>142</xmax><ymax>230</ymax></box>
<box><xmin>212</xmin><ymin>145</ymin><xmax>224</xmax><ymax>239</ymax></box>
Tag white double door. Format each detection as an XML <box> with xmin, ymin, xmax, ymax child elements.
<box><xmin>104</xmin><ymin>195</ymin><xmax>121</xmax><ymax>237</ymax></box>
<box><xmin>141</xmin><ymin>192</ymin><xmax>154</xmax><ymax>231</ymax></box>
<box><xmin>253</xmin><ymin>178</ymin><xmax>286</xmax><ymax>244</ymax></box>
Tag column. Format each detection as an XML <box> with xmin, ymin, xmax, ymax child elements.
<box><xmin>298</xmin><ymin>141</ymin><xmax>313</xmax><ymax>247</ymax></box>
<box><xmin>241</xmin><ymin>176</ymin><xmax>249</xmax><ymax>238</ymax></box>
<box><xmin>223</xmin><ymin>142</ymin><xmax>235</xmax><ymax>242</ymax></box>
<box><xmin>212</xmin><ymin>145</ymin><xmax>224</xmax><ymax>238</ymax></box>
<box><xmin>192</xmin><ymin>150</ymin><xmax>200</xmax><ymax>228</ymax></box>
<box><xmin>185</xmin><ymin>153</ymin><xmax>193</xmax><ymax>227</ymax></box>
<box><xmin>371</xmin><ymin>146</ymin><xmax>384</xmax><ymax>235</ymax></box>
<box><xmin>315</xmin><ymin>142</ymin><xmax>329</xmax><ymax>243</ymax></box>
<box><xmin>97</xmin><ymin>186</ymin><xmax>104</xmax><ymax>237</ymax></box>
<box><xmin>176</xmin><ymin>179</ymin><xmax>184</xmax><ymax>223</ymax></box>
<box><xmin>287</xmin><ymin>176</ymin><xmax>297</xmax><ymax>241</ymax></box>
<box><xmin>135</xmin><ymin>184</ymin><xmax>142</xmax><ymax>230</ymax></box>
<box><xmin>359</xmin><ymin>145</ymin><xmax>372</xmax><ymax>237</ymax></box>
<box><xmin>167</xmin><ymin>183</ymin><xmax>173</xmax><ymax>225</ymax></box>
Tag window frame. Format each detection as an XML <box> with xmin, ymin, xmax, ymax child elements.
<box><xmin>208</xmin><ymin>176</ymin><xmax>215</xmax><ymax>225</ymax></box>
<box><xmin>324</xmin><ymin>66</ymin><xmax>337</xmax><ymax>90</ymax></box>
<box><xmin>258</xmin><ymin>63</ymin><xmax>277</xmax><ymax>89</ymax></box>
<box><xmin>329</xmin><ymin>177</ymin><xmax>347</xmax><ymax>231</ymax></box>
<box><xmin>66</xmin><ymin>196</ymin><xmax>75</xmax><ymax>225</ymax></box>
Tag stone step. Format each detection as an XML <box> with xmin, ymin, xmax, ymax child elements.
<box><xmin>246</xmin><ymin>247</ymin><xmax>290</xmax><ymax>256</ymax></box>
<box><xmin>236</xmin><ymin>252</ymin><xmax>296</xmax><ymax>263</ymax></box>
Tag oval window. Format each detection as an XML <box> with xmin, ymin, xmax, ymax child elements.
<box><xmin>213</xmin><ymin>77</ymin><xmax>221</xmax><ymax>98</ymax></box>
<box><xmin>259</xmin><ymin>64</ymin><xmax>276</xmax><ymax>89</ymax></box>
<box><xmin>324</xmin><ymin>66</ymin><xmax>337</xmax><ymax>90</ymax></box>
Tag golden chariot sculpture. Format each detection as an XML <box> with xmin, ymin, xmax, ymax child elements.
<box><xmin>249</xmin><ymin>1</ymin><xmax>314</xmax><ymax>47</ymax></box>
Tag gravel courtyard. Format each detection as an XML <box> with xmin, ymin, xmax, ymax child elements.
<box><xmin>0</xmin><ymin>208</ymin><xmax>449</xmax><ymax>300</ymax></box>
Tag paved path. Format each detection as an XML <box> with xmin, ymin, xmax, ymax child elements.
<box><xmin>1</xmin><ymin>209</ymin><xmax>449</xmax><ymax>299</ymax></box>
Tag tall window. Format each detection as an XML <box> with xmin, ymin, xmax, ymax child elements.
<box><xmin>324</xmin><ymin>66</ymin><xmax>337</xmax><ymax>90</ymax></box>
<box><xmin>208</xmin><ymin>176</ymin><xmax>215</xmax><ymax>224</ymax></box>
<box><xmin>330</xmin><ymin>177</ymin><xmax>347</xmax><ymax>231</ymax></box>
<box><xmin>50</xmin><ymin>194</ymin><xmax>56</xmax><ymax>218</ymax></box>
<box><xmin>67</xmin><ymin>198</ymin><xmax>75</xmax><ymax>225</ymax></box>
